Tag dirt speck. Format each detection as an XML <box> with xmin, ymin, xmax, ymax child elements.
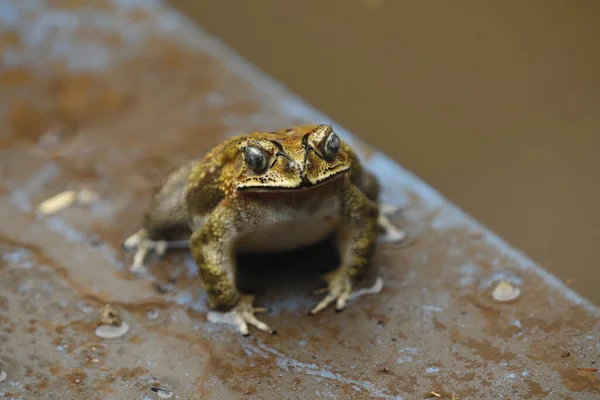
<box><xmin>66</xmin><ymin>367</ymin><xmax>88</xmax><ymax>385</ymax></box>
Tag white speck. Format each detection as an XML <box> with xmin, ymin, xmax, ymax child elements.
<box><xmin>423</xmin><ymin>305</ymin><xmax>443</xmax><ymax>313</ymax></box>
<box><xmin>156</xmin><ymin>388</ymin><xmax>173</xmax><ymax>399</ymax></box>
<box><xmin>0</xmin><ymin>370</ymin><xmax>7</xmax><ymax>382</ymax></box>
<box><xmin>78</xmin><ymin>303</ymin><xmax>94</xmax><ymax>313</ymax></box>
<box><xmin>146</xmin><ymin>308</ymin><xmax>160</xmax><ymax>320</ymax></box>
<box><xmin>521</xmin><ymin>371</ymin><xmax>529</xmax><ymax>377</ymax></box>
<box><xmin>425</xmin><ymin>367</ymin><xmax>440</xmax><ymax>374</ymax></box>
<box><xmin>399</xmin><ymin>347</ymin><xmax>418</xmax><ymax>354</ymax></box>
<box><xmin>396</xmin><ymin>356</ymin><xmax>412</xmax><ymax>364</ymax></box>
<box><xmin>505</xmin><ymin>373</ymin><xmax>517</xmax><ymax>381</ymax></box>
<box><xmin>396</xmin><ymin>348</ymin><xmax>418</xmax><ymax>364</ymax></box>
<box><xmin>95</xmin><ymin>322</ymin><xmax>129</xmax><ymax>339</ymax></box>
<box><xmin>37</xmin><ymin>190</ymin><xmax>77</xmax><ymax>215</ymax></box>
<box><xmin>511</xmin><ymin>320</ymin><xmax>522</xmax><ymax>329</ymax></box>
<box><xmin>299</xmin><ymin>340</ymin><xmax>307</xmax><ymax>347</ymax></box>
<box><xmin>492</xmin><ymin>280</ymin><xmax>521</xmax><ymax>302</ymax></box>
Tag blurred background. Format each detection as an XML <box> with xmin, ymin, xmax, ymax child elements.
<box><xmin>169</xmin><ymin>0</ymin><xmax>600</xmax><ymax>305</ymax></box>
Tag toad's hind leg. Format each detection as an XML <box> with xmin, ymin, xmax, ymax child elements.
<box><xmin>352</xmin><ymin>168</ymin><xmax>405</xmax><ymax>244</ymax></box>
<box><xmin>122</xmin><ymin>229</ymin><xmax>189</xmax><ymax>273</ymax></box>
<box><xmin>122</xmin><ymin>161</ymin><xmax>198</xmax><ymax>273</ymax></box>
<box><xmin>377</xmin><ymin>204</ymin><xmax>406</xmax><ymax>243</ymax></box>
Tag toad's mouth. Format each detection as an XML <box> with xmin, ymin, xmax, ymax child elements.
<box><xmin>236</xmin><ymin>170</ymin><xmax>347</xmax><ymax>193</ymax></box>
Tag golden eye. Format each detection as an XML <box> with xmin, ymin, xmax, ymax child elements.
<box><xmin>244</xmin><ymin>146</ymin><xmax>268</xmax><ymax>172</ymax></box>
<box><xmin>323</xmin><ymin>132</ymin><xmax>340</xmax><ymax>160</ymax></box>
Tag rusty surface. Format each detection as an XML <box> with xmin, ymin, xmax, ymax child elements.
<box><xmin>0</xmin><ymin>1</ymin><xmax>598</xmax><ymax>399</ymax></box>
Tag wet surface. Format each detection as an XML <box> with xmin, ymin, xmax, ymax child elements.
<box><xmin>0</xmin><ymin>1</ymin><xmax>598</xmax><ymax>399</ymax></box>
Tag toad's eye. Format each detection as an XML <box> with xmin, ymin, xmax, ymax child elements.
<box><xmin>244</xmin><ymin>146</ymin><xmax>268</xmax><ymax>172</ymax></box>
<box><xmin>323</xmin><ymin>132</ymin><xmax>340</xmax><ymax>160</ymax></box>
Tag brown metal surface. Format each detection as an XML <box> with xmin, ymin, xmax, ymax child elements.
<box><xmin>0</xmin><ymin>1</ymin><xmax>598</xmax><ymax>399</ymax></box>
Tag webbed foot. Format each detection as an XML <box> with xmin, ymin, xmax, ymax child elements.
<box><xmin>207</xmin><ymin>295</ymin><xmax>275</xmax><ymax>336</ymax></box>
<box><xmin>310</xmin><ymin>267</ymin><xmax>384</xmax><ymax>314</ymax></box>
<box><xmin>378</xmin><ymin>204</ymin><xmax>406</xmax><ymax>243</ymax></box>
<box><xmin>122</xmin><ymin>229</ymin><xmax>188</xmax><ymax>273</ymax></box>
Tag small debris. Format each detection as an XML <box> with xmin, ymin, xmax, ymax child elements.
<box><xmin>95</xmin><ymin>305</ymin><xmax>129</xmax><ymax>339</ymax></box>
<box><xmin>95</xmin><ymin>322</ymin><xmax>129</xmax><ymax>339</ymax></box>
<box><xmin>492</xmin><ymin>280</ymin><xmax>521</xmax><ymax>302</ymax></box>
<box><xmin>76</xmin><ymin>187</ymin><xmax>99</xmax><ymax>204</ymax></box>
<box><xmin>0</xmin><ymin>370</ymin><xmax>7</xmax><ymax>382</ymax></box>
<box><xmin>37</xmin><ymin>187</ymin><xmax>99</xmax><ymax>215</ymax></box>
<box><xmin>429</xmin><ymin>391</ymin><xmax>442</xmax><ymax>398</ymax></box>
<box><xmin>98</xmin><ymin>304</ymin><xmax>122</xmax><ymax>326</ymax></box>
<box><xmin>561</xmin><ymin>351</ymin><xmax>571</xmax><ymax>358</ymax></box>
<box><xmin>151</xmin><ymin>387</ymin><xmax>174</xmax><ymax>398</ymax></box>
<box><xmin>37</xmin><ymin>190</ymin><xmax>76</xmax><ymax>215</ymax></box>
<box><xmin>577</xmin><ymin>367</ymin><xmax>597</xmax><ymax>372</ymax></box>
<box><xmin>146</xmin><ymin>308</ymin><xmax>160</xmax><ymax>320</ymax></box>
<box><xmin>154</xmin><ymin>281</ymin><xmax>175</xmax><ymax>294</ymax></box>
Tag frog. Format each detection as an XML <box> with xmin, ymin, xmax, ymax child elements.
<box><xmin>122</xmin><ymin>124</ymin><xmax>405</xmax><ymax>335</ymax></box>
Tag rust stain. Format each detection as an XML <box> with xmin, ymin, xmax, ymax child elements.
<box><xmin>561</xmin><ymin>367</ymin><xmax>600</xmax><ymax>392</ymax></box>
<box><xmin>127</xmin><ymin>7</ymin><xmax>150</xmax><ymax>23</ymax></box>
<box><xmin>114</xmin><ymin>367</ymin><xmax>149</xmax><ymax>380</ymax></box>
<box><xmin>66</xmin><ymin>367</ymin><xmax>88</xmax><ymax>385</ymax></box>
<box><xmin>0</xmin><ymin>68</ymin><xmax>36</xmax><ymax>86</ymax></box>
<box><xmin>0</xmin><ymin>30</ymin><xmax>21</xmax><ymax>58</ymax></box>
<box><xmin>48</xmin><ymin>363</ymin><xmax>65</xmax><ymax>376</ymax></box>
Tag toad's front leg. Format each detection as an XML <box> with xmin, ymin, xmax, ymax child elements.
<box><xmin>310</xmin><ymin>184</ymin><xmax>382</xmax><ymax>314</ymax></box>
<box><xmin>190</xmin><ymin>205</ymin><xmax>275</xmax><ymax>336</ymax></box>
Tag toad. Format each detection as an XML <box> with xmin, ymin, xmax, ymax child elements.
<box><xmin>123</xmin><ymin>125</ymin><xmax>404</xmax><ymax>335</ymax></box>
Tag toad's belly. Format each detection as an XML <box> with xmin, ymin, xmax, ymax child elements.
<box><xmin>236</xmin><ymin>218</ymin><xmax>340</xmax><ymax>253</ymax></box>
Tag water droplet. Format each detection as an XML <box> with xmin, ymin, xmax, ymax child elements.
<box><xmin>95</xmin><ymin>322</ymin><xmax>129</xmax><ymax>339</ymax></box>
<box><xmin>151</xmin><ymin>387</ymin><xmax>173</xmax><ymax>398</ymax></box>
<box><xmin>492</xmin><ymin>280</ymin><xmax>521</xmax><ymax>302</ymax></box>
<box><xmin>146</xmin><ymin>308</ymin><xmax>160</xmax><ymax>320</ymax></box>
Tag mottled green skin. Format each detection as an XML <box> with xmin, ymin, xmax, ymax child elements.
<box><xmin>142</xmin><ymin>125</ymin><xmax>381</xmax><ymax>312</ymax></box>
